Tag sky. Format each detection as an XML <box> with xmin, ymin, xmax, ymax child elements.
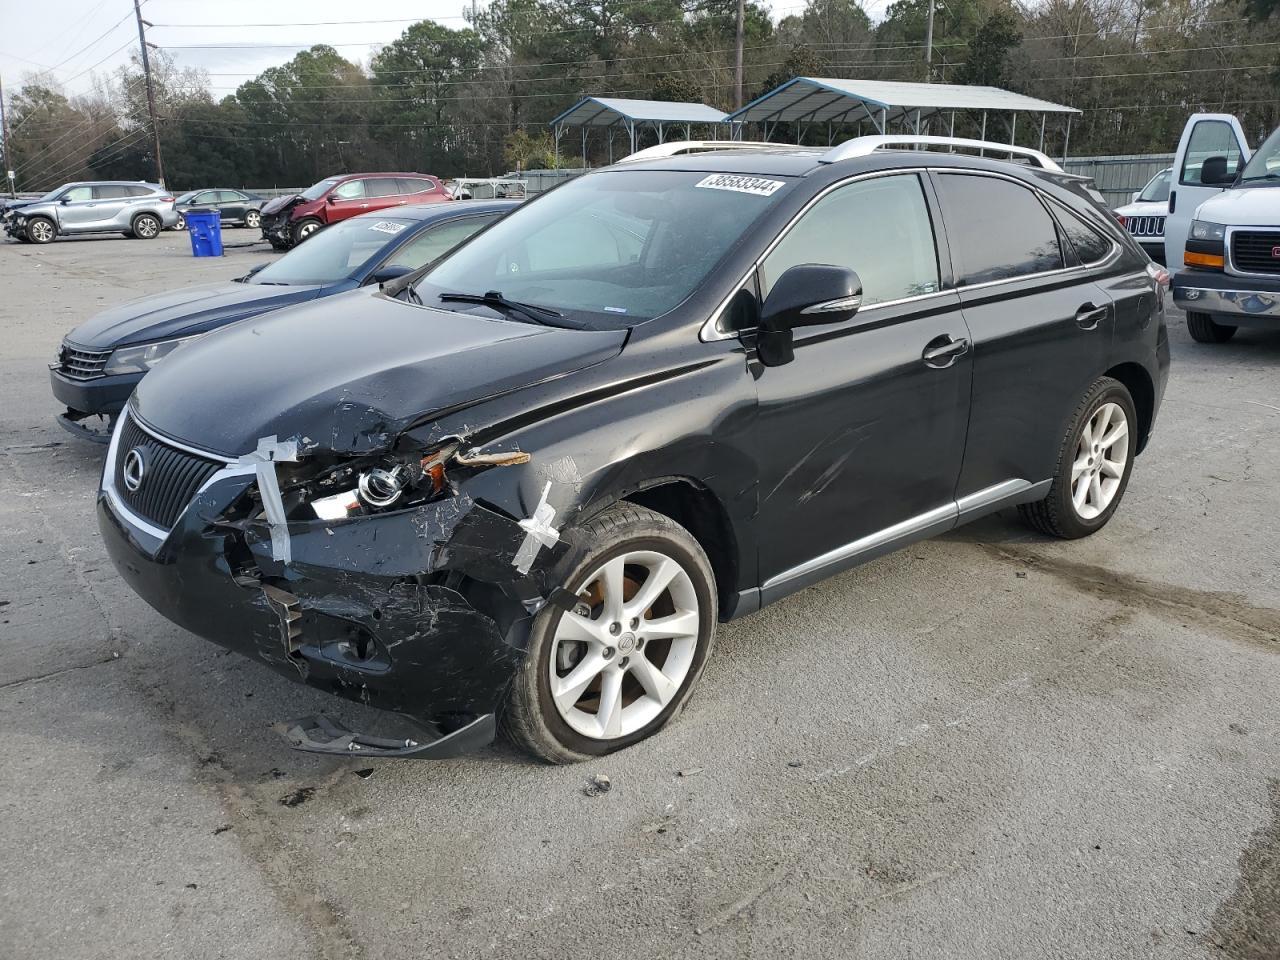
<box><xmin>0</xmin><ymin>0</ymin><xmax>895</xmax><ymax>101</ymax></box>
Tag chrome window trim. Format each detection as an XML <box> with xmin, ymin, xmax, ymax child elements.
<box><xmin>700</xmin><ymin>166</ymin><xmax>1120</xmax><ymax>343</ymax></box>
<box><xmin>102</xmin><ymin>408</ymin><xmax>252</xmax><ymax>548</ymax></box>
<box><xmin>1224</xmin><ymin>225</ymin><xmax>1280</xmax><ymax>279</ymax></box>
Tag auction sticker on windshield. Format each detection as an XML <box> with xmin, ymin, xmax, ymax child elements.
<box><xmin>370</xmin><ymin>221</ymin><xmax>408</xmax><ymax>235</ymax></box>
<box><xmin>695</xmin><ymin>174</ymin><xmax>786</xmax><ymax>197</ymax></box>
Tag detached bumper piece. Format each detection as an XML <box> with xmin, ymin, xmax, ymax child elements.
<box><xmin>276</xmin><ymin>712</ymin><xmax>496</xmax><ymax>759</ymax></box>
<box><xmin>56</xmin><ymin>409</ymin><xmax>114</xmax><ymax>444</ymax></box>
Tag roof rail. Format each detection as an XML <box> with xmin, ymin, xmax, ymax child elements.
<box><xmin>617</xmin><ymin>140</ymin><xmax>795</xmax><ymax>163</ymax></box>
<box><xmin>821</xmin><ymin>136</ymin><xmax>1063</xmax><ymax>172</ymax></box>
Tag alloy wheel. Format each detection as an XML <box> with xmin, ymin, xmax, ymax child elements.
<box><xmin>549</xmin><ymin>549</ymin><xmax>700</xmax><ymax>740</ymax></box>
<box><xmin>245</xmin><ymin>210</ymin><xmax>261</xmax><ymax>228</ymax></box>
<box><xmin>174</xmin><ymin>214</ymin><xmax>185</xmax><ymax>231</ymax></box>
<box><xmin>295</xmin><ymin>221</ymin><xmax>319</xmax><ymax>241</ymax></box>
<box><xmin>28</xmin><ymin>219</ymin><xmax>54</xmax><ymax>243</ymax></box>
<box><xmin>135</xmin><ymin>216</ymin><xmax>160</xmax><ymax>238</ymax></box>
<box><xmin>1071</xmin><ymin>401</ymin><xmax>1129</xmax><ymax>520</ymax></box>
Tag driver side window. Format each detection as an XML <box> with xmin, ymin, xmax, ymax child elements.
<box><xmin>63</xmin><ymin>186</ymin><xmax>92</xmax><ymax>202</ymax></box>
<box><xmin>762</xmin><ymin>174</ymin><xmax>940</xmax><ymax>307</ymax></box>
<box><xmin>333</xmin><ymin>180</ymin><xmax>365</xmax><ymax>200</ymax></box>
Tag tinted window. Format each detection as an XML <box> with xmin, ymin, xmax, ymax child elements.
<box><xmin>93</xmin><ymin>185</ymin><xmax>130</xmax><ymax>199</ymax></box>
<box><xmin>216</xmin><ymin>190</ymin><xmax>243</xmax><ymax>202</ymax></box>
<box><xmin>333</xmin><ymin>179</ymin><xmax>366</xmax><ymax>200</ymax></box>
<box><xmin>1180</xmin><ymin>120</ymin><xmax>1243</xmax><ymax>186</ymax></box>
<box><xmin>935</xmin><ymin>175</ymin><xmax>1063</xmax><ymax>285</ymax></box>
<box><xmin>128</xmin><ymin>185</ymin><xmax>154</xmax><ymax>197</ymax></box>
<box><xmin>762</xmin><ymin>174</ymin><xmax>939</xmax><ymax>305</ymax></box>
<box><xmin>419</xmin><ymin>169</ymin><xmax>790</xmax><ymax>328</ymax></box>
<box><xmin>398</xmin><ymin>177</ymin><xmax>432</xmax><ymax>195</ymax></box>
<box><xmin>383</xmin><ymin>217</ymin><xmax>493</xmax><ymax>270</ymax></box>
<box><xmin>366</xmin><ymin>178</ymin><xmax>401</xmax><ymax>198</ymax></box>
<box><xmin>62</xmin><ymin>186</ymin><xmax>92</xmax><ymax>202</ymax></box>
<box><xmin>1050</xmin><ymin>201</ymin><xmax>1113</xmax><ymax>265</ymax></box>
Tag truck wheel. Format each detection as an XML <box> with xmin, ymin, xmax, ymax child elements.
<box><xmin>1186</xmin><ymin>311</ymin><xmax>1236</xmax><ymax>343</ymax></box>
<box><xmin>501</xmin><ymin>502</ymin><xmax>717</xmax><ymax>764</ymax></box>
<box><xmin>292</xmin><ymin>218</ymin><xmax>322</xmax><ymax>243</ymax></box>
<box><xmin>25</xmin><ymin>217</ymin><xmax>56</xmax><ymax>244</ymax></box>
<box><xmin>130</xmin><ymin>213</ymin><xmax>161</xmax><ymax>239</ymax></box>
<box><xmin>1018</xmin><ymin>376</ymin><xmax>1137</xmax><ymax>540</ymax></box>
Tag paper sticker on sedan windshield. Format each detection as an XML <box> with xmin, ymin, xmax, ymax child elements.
<box><xmin>369</xmin><ymin>221</ymin><xmax>406</xmax><ymax>235</ymax></box>
<box><xmin>694</xmin><ymin>174</ymin><xmax>785</xmax><ymax>197</ymax></box>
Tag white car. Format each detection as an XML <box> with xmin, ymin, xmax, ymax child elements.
<box><xmin>1114</xmin><ymin>168</ymin><xmax>1170</xmax><ymax>264</ymax></box>
<box><xmin>1168</xmin><ymin>114</ymin><xmax>1280</xmax><ymax>342</ymax></box>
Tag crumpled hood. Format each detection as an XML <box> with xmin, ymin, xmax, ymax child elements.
<box><xmin>261</xmin><ymin>194</ymin><xmax>301</xmax><ymax>215</ymax></box>
<box><xmin>1194</xmin><ymin>185</ymin><xmax>1280</xmax><ymax>227</ymax></box>
<box><xmin>131</xmin><ymin>288</ymin><xmax>628</xmax><ymax>458</ymax></box>
<box><xmin>65</xmin><ymin>282</ymin><xmax>325</xmax><ymax>350</ymax></box>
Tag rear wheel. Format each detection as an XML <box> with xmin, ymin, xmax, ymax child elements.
<box><xmin>131</xmin><ymin>213</ymin><xmax>161</xmax><ymax>239</ymax></box>
<box><xmin>501</xmin><ymin>503</ymin><xmax>717</xmax><ymax>763</ymax></box>
<box><xmin>173</xmin><ymin>213</ymin><xmax>186</xmax><ymax>231</ymax></box>
<box><xmin>1018</xmin><ymin>376</ymin><xmax>1137</xmax><ymax>540</ymax></box>
<box><xmin>1186</xmin><ymin>311</ymin><xmax>1237</xmax><ymax>343</ymax></box>
<box><xmin>292</xmin><ymin>218</ymin><xmax>322</xmax><ymax>244</ymax></box>
<box><xmin>244</xmin><ymin>209</ymin><xmax>261</xmax><ymax>229</ymax></box>
<box><xmin>25</xmin><ymin>217</ymin><xmax>56</xmax><ymax>244</ymax></box>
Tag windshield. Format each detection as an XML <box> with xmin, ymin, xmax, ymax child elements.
<box><xmin>299</xmin><ymin>178</ymin><xmax>341</xmax><ymax>201</ymax></box>
<box><xmin>1239</xmin><ymin>127</ymin><xmax>1280</xmax><ymax>183</ymax></box>
<box><xmin>1137</xmin><ymin>169</ymin><xmax>1171</xmax><ymax>202</ymax></box>
<box><xmin>251</xmin><ymin>216</ymin><xmax>413</xmax><ymax>285</ymax></box>
<box><xmin>175</xmin><ymin>191</ymin><xmax>199</xmax><ymax>203</ymax></box>
<box><xmin>416</xmin><ymin>169</ymin><xmax>792</xmax><ymax>329</ymax></box>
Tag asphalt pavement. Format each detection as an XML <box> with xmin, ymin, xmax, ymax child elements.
<box><xmin>1</xmin><ymin>231</ymin><xmax>1277</xmax><ymax>960</ymax></box>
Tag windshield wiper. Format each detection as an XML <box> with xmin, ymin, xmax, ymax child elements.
<box><xmin>1240</xmin><ymin>172</ymin><xmax>1280</xmax><ymax>183</ymax></box>
<box><xmin>438</xmin><ymin>290</ymin><xmax>586</xmax><ymax>329</ymax></box>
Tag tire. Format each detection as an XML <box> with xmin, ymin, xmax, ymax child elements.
<box><xmin>501</xmin><ymin>502</ymin><xmax>718</xmax><ymax>764</ymax></box>
<box><xmin>1018</xmin><ymin>376</ymin><xmax>1138</xmax><ymax>540</ymax></box>
<box><xmin>292</xmin><ymin>218</ymin><xmax>322</xmax><ymax>244</ymax></box>
<box><xmin>1186</xmin><ymin>310</ymin><xmax>1236</xmax><ymax>343</ymax></box>
<box><xmin>244</xmin><ymin>209</ymin><xmax>261</xmax><ymax>229</ymax></box>
<box><xmin>25</xmin><ymin>216</ymin><xmax>56</xmax><ymax>244</ymax></box>
<box><xmin>131</xmin><ymin>213</ymin><xmax>161</xmax><ymax>239</ymax></box>
<box><xmin>268</xmin><ymin>240</ymin><xmax>289</xmax><ymax>251</ymax></box>
<box><xmin>173</xmin><ymin>213</ymin><xmax>186</xmax><ymax>231</ymax></box>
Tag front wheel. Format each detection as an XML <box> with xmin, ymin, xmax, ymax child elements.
<box><xmin>25</xmin><ymin>217</ymin><xmax>56</xmax><ymax>244</ymax></box>
<box><xmin>502</xmin><ymin>503</ymin><xmax>717</xmax><ymax>763</ymax></box>
<box><xmin>1186</xmin><ymin>311</ymin><xmax>1237</xmax><ymax>343</ymax></box>
<box><xmin>131</xmin><ymin>214</ymin><xmax>161</xmax><ymax>239</ymax></box>
<box><xmin>292</xmin><ymin>218</ymin><xmax>322</xmax><ymax>244</ymax></box>
<box><xmin>1018</xmin><ymin>376</ymin><xmax>1137</xmax><ymax>539</ymax></box>
<box><xmin>173</xmin><ymin>213</ymin><xmax>186</xmax><ymax>231</ymax></box>
<box><xmin>244</xmin><ymin>209</ymin><xmax>261</xmax><ymax>229</ymax></box>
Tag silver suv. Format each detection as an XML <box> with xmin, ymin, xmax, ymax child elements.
<box><xmin>2</xmin><ymin>181</ymin><xmax>179</xmax><ymax>244</ymax></box>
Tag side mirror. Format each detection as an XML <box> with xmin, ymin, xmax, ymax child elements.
<box><xmin>368</xmin><ymin>263</ymin><xmax>414</xmax><ymax>285</ymax></box>
<box><xmin>59</xmin><ymin>196</ymin><xmax>72</xmax><ymax>204</ymax></box>
<box><xmin>327</xmin><ymin>194</ymin><xmax>339</xmax><ymax>204</ymax></box>
<box><xmin>1201</xmin><ymin>155</ymin><xmax>1234</xmax><ymax>186</ymax></box>
<box><xmin>756</xmin><ymin>264</ymin><xmax>862</xmax><ymax>367</ymax></box>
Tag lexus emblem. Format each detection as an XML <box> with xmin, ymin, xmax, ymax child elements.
<box><xmin>122</xmin><ymin>447</ymin><xmax>147</xmax><ymax>492</ymax></box>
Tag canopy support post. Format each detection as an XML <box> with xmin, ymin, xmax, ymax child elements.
<box><xmin>949</xmin><ymin>111</ymin><xmax>955</xmax><ymax>137</ymax></box>
<box><xmin>582</xmin><ymin>126</ymin><xmax>587</xmax><ymax>168</ymax></box>
<box><xmin>979</xmin><ymin>112</ymin><xmax>987</xmax><ymax>156</ymax></box>
<box><xmin>1062</xmin><ymin>115</ymin><xmax>1072</xmax><ymax>163</ymax></box>
<box><xmin>879</xmin><ymin>107</ymin><xmax>887</xmax><ymax>134</ymax></box>
<box><xmin>1038</xmin><ymin>113</ymin><xmax>1046</xmax><ymax>152</ymax></box>
<box><xmin>1009</xmin><ymin>112</ymin><xmax>1017</xmax><ymax>146</ymax></box>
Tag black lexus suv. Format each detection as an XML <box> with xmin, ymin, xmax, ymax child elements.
<box><xmin>98</xmin><ymin>138</ymin><xmax>1170</xmax><ymax>763</ymax></box>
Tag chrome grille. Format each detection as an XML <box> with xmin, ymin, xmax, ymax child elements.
<box><xmin>58</xmin><ymin>342</ymin><xmax>113</xmax><ymax>380</ymax></box>
<box><xmin>1230</xmin><ymin>230</ymin><xmax>1280</xmax><ymax>276</ymax></box>
<box><xmin>112</xmin><ymin>414</ymin><xmax>226</xmax><ymax>530</ymax></box>
<box><xmin>1125</xmin><ymin>215</ymin><xmax>1165</xmax><ymax>239</ymax></box>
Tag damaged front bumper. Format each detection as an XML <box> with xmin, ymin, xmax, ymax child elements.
<box><xmin>98</xmin><ymin>422</ymin><xmax>548</xmax><ymax>757</ymax></box>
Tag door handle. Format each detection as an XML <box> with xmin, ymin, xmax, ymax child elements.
<box><xmin>1075</xmin><ymin>302</ymin><xmax>1108</xmax><ymax>330</ymax></box>
<box><xmin>1169</xmin><ymin>190</ymin><xmax>1177</xmax><ymax>214</ymax></box>
<box><xmin>922</xmin><ymin>334</ymin><xmax>970</xmax><ymax>369</ymax></box>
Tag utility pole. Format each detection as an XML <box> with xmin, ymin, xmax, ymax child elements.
<box><xmin>0</xmin><ymin>72</ymin><xmax>15</xmax><ymax>198</ymax></box>
<box><xmin>923</xmin><ymin>0</ymin><xmax>935</xmax><ymax>82</ymax></box>
<box><xmin>734</xmin><ymin>0</ymin><xmax>744</xmax><ymax>110</ymax></box>
<box><xmin>133</xmin><ymin>0</ymin><xmax>165</xmax><ymax>186</ymax></box>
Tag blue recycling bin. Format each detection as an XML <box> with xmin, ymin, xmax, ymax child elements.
<box><xmin>185</xmin><ymin>208</ymin><xmax>223</xmax><ymax>257</ymax></box>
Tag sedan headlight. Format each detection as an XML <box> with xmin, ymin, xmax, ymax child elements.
<box><xmin>102</xmin><ymin>334</ymin><xmax>201</xmax><ymax>375</ymax></box>
<box><xmin>1189</xmin><ymin>220</ymin><xmax>1226</xmax><ymax>242</ymax></box>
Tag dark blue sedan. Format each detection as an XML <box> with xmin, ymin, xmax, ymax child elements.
<box><xmin>51</xmin><ymin>200</ymin><xmax>518</xmax><ymax>441</ymax></box>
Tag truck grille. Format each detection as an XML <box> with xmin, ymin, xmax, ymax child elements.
<box><xmin>1230</xmin><ymin>230</ymin><xmax>1280</xmax><ymax>276</ymax></box>
<box><xmin>113</xmin><ymin>414</ymin><xmax>226</xmax><ymax>530</ymax></box>
<box><xmin>58</xmin><ymin>343</ymin><xmax>113</xmax><ymax>380</ymax></box>
<box><xmin>1125</xmin><ymin>215</ymin><xmax>1165</xmax><ymax>239</ymax></box>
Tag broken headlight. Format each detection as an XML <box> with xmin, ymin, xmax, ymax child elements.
<box><xmin>307</xmin><ymin>447</ymin><xmax>453</xmax><ymax>520</ymax></box>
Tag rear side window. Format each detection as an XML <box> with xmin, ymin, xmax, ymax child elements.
<box><xmin>216</xmin><ymin>190</ymin><xmax>242</xmax><ymax>202</ymax></box>
<box><xmin>129</xmin><ymin>185</ymin><xmax>154</xmax><ymax>197</ymax></box>
<box><xmin>1050</xmin><ymin>201</ymin><xmax>1114</xmax><ymax>265</ymax></box>
<box><xmin>935</xmin><ymin>174</ymin><xmax>1063</xmax><ymax>285</ymax></box>
<box><xmin>398</xmin><ymin>177</ymin><xmax>433</xmax><ymax>195</ymax></box>
<box><xmin>94</xmin><ymin>185</ymin><xmax>130</xmax><ymax>199</ymax></box>
<box><xmin>762</xmin><ymin>173</ymin><xmax>940</xmax><ymax>305</ymax></box>
<box><xmin>1180</xmin><ymin>120</ymin><xmax>1243</xmax><ymax>186</ymax></box>
<box><xmin>332</xmin><ymin>180</ymin><xmax>366</xmax><ymax>200</ymax></box>
<box><xmin>366</xmin><ymin>178</ymin><xmax>401</xmax><ymax>198</ymax></box>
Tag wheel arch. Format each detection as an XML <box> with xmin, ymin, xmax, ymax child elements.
<box><xmin>1104</xmin><ymin>361</ymin><xmax>1155</xmax><ymax>454</ymax></box>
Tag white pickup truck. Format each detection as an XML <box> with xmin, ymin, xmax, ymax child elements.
<box><xmin>1166</xmin><ymin>113</ymin><xmax>1280</xmax><ymax>343</ymax></box>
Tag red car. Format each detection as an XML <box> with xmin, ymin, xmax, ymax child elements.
<box><xmin>258</xmin><ymin>173</ymin><xmax>452</xmax><ymax>248</ymax></box>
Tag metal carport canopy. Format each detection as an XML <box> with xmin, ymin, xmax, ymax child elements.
<box><xmin>549</xmin><ymin>97</ymin><xmax>729</xmax><ymax>129</ymax></box>
<box><xmin>727</xmin><ymin>77</ymin><xmax>1079</xmax><ymax>129</ymax></box>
